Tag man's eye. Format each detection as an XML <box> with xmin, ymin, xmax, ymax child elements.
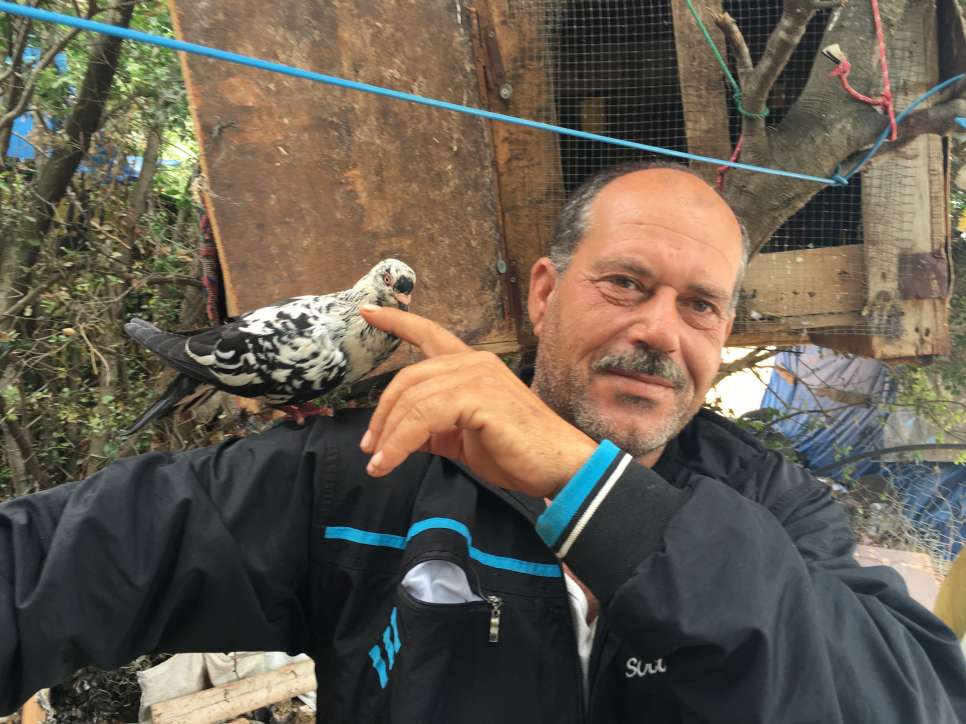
<box><xmin>605</xmin><ymin>276</ymin><xmax>639</xmax><ymax>290</ymax></box>
<box><xmin>690</xmin><ymin>299</ymin><xmax>714</xmax><ymax>313</ymax></box>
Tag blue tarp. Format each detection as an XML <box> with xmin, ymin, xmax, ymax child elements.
<box><xmin>4</xmin><ymin>49</ymin><xmax>180</xmax><ymax>179</ymax></box>
<box><xmin>760</xmin><ymin>346</ymin><xmax>966</xmax><ymax>558</ymax></box>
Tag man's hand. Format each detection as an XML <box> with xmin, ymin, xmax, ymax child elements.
<box><xmin>359</xmin><ymin>305</ymin><xmax>598</xmax><ymax>498</ymax></box>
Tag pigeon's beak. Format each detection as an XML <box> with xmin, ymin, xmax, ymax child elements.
<box><xmin>393</xmin><ymin>276</ymin><xmax>414</xmax><ymax>310</ymax></box>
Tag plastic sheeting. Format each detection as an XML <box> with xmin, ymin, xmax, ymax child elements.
<box><xmin>759</xmin><ymin>347</ymin><xmax>966</xmax><ymax>558</ymax></box>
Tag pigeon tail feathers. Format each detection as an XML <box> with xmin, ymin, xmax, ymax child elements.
<box><xmin>124</xmin><ymin>317</ymin><xmax>219</xmax><ymax>384</ymax></box>
<box><xmin>123</xmin><ymin>373</ymin><xmax>204</xmax><ymax>436</ymax></box>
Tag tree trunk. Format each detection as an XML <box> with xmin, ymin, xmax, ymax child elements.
<box><xmin>0</xmin><ymin>0</ymin><xmax>137</xmax><ymax>336</ymax></box>
<box><xmin>31</xmin><ymin>0</ymin><xmax>138</xmax><ymax>237</ymax></box>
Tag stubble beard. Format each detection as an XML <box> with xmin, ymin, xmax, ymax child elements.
<box><xmin>531</xmin><ymin>306</ymin><xmax>697</xmax><ymax>460</ymax></box>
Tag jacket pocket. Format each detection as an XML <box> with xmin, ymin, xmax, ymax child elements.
<box><xmin>384</xmin><ymin>557</ymin><xmax>577</xmax><ymax>723</ymax></box>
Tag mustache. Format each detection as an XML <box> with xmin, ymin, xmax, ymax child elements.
<box><xmin>591</xmin><ymin>349</ymin><xmax>688</xmax><ymax>391</ymax></box>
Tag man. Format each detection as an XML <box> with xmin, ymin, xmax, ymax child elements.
<box><xmin>1</xmin><ymin>164</ymin><xmax>964</xmax><ymax>722</ymax></box>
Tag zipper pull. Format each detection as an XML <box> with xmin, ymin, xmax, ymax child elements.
<box><xmin>487</xmin><ymin>595</ymin><xmax>503</xmax><ymax>643</ymax></box>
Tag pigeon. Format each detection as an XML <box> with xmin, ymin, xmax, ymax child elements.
<box><xmin>123</xmin><ymin>258</ymin><xmax>415</xmax><ymax>435</ymax></box>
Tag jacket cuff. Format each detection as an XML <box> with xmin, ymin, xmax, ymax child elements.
<box><xmin>536</xmin><ymin>441</ymin><xmax>689</xmax><ymax>601</ymax></box>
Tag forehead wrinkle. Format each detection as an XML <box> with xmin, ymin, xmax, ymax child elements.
<box><xmin>603</xmin><ymin>219</ymin><xmax>739</xmax><ymax>253</ymax></box>
<box><xmin>589</xmin><ymin>257</ymin><xmax>731</xmax><ymax>303</ymax></box>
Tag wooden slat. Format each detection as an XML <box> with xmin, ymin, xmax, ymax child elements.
<box><xmin>670</xmin><ymin>0</ymin><xmax>732</xmax><ymax>185</ymax></box>
<box><xmin>820</xmin><ymin>1</ymin><xmax>949</xmax><ymax>360</ymax></box>
<box><xmin>729</xmin><ymin>245</ymin><xmax>868</xmax><ymax>346</ymax></box>
<box><xmin>150</xmin><ymin>661</ymin><xmax>316</xmax><ymax>724</ymax></box>
<box><xmin>472</xmin><ymin>0</ymin><xmax>563</xmax><ymax>344</ymax></box>
<box><xmin>729</xmin><ymin>312</ymin><xmax>867</xmax><ymax>347</ymax></box>
<box><xmin>735</xmin><ymin>245</ymin><xmax>865</xmax><ymax>322</ymax></box>
<box><xmin>167</xmin><ymin>0</ymin><xmax>517</xmax><ymax>360</ymax></box>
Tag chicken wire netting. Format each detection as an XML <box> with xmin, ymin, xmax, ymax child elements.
<box><xmin>504</xmin><ymin>0</ymin><xmax>938</xmax><ymax>338</ymax></box>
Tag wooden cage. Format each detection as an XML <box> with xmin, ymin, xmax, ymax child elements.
<box><xmin>168</xmin><ymin>0</ymin><xmax>956</xmax><ymax>363</ymax></box>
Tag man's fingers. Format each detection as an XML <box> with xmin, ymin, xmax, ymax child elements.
<box><xmin>370</xmin><ymin>371</ymin><xmax>466</xmax><ymax>455</ymax></box>
<box><xmin>360</xmin><ymin>305</ymin><xmax>470</xmax><ymax>357</ymax></box>
<box><xmin>362</xmin><ymin>353</ymin><xmax>494</xmax><ymax>453</ymax></box>
<box><xmin>367</xmin><ymin>393</ymin><xmax>465</xmax><ymax>476</ymax></box>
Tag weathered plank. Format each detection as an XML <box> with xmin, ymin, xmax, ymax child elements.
<box><xmin>150</xmin><ymin>660</ymin><xmax>316</xmax><ymax>724</ymax></box>
<box><xmin>669</xmin><ymin>0</ymin><xmax>732</xmax><ymax>185</ymax></box>
<box><xmin>731</xmin><ymin>246</ymin><xmax>867</xmax><ymax>345</ymax></box>
<box><xmin>168</xmin><ymin>0</ymin><xmax>517</xmax><ymax>360</ymax></box>
<box><xmin>471</xmin><ymin>0</ymin><xmax>563</xmax><ymax>344</ymax></box>
<box><xmin>820</xmin><ymin>0</ymin><xmax>949</xmax><ymax>360</ymax></box>
<box><xmin>737</xmin><ymin>245</ymin><xmax>866</xmax><ymax>320</ymax></box>
<box><xmin>730</xmin><ymin>312</ymin><xmax>868</xmax><ymax>347</ymax></box>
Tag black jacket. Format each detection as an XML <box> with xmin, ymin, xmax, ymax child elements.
<box><xmin>1</xmin><ymin>407</ymin><xmax>964</xmax><ymax>722</ymax></box>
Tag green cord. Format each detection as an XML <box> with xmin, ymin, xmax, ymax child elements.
<box><xmin>683</xmin><ymin>0</ymin><xmax>769</xmax><ymax>120</ymax></box>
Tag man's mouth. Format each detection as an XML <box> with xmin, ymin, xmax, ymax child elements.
<box><xmin>604</xmin><ymin>368</ymin><xmax>677</xmax><ymax>390</ymax></box>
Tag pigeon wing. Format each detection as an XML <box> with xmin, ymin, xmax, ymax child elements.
<box><xmin>185</xmin><ymin>297</ymin><xmax>350</xmax><ymax>401</ymax></box>
<box><xmin>124</xmin><ymin>318</ymin><xmax>221</xmax><ymax>384</ymax></box>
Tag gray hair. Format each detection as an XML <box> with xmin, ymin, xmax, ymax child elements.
<box><xmin>548</xmin><ymin>161</ymin><xmax>751</xmax><ymax>309</ymax></box>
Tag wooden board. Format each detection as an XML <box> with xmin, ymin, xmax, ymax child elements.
<box><xmin>168</xmin><ymin>0</ymin><xmax>516</xmax><ymax>359</ymax></box>
<box><xmin>815</xmin><ymin>0</ymin><xmax>950</xmax><ymax>360</ymax></box>
<box><xmin>738</xmin><ymin>245</ymin><xmax>865</xmax><ymax>319</ymax></box>
<box><xmin>470</xmin><ymin>0</ymin><xmax>563</xmax><ymax>344</ymax></box>
<box><xmin>670</xmin><ymin>0</ymin><xmax>733</xmax><ymax>186</ymax></box>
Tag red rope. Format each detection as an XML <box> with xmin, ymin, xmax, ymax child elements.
<box><xmin>716</xmin><ymin>133</ymin><xmax>744</xmax><ymax>190</ymax></box>
<box><xmin>828</xmin><ymin>0</ymin><xmax>897</xmax><ymax>141</ymax></box>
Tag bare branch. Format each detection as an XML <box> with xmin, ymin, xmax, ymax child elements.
<box><xmin>746</xmin><ymin>1</ymin><xmax>846</xmax><ymax>115</ymax></box>
<box><xmin>898</xmin><ymin>97</ymin><xmax>966</xmax><ymax>140</ymax></box>
<box><xmin>0</xmin><ymin>13</ymin><xmax>33</xmax><ymax>87</ymax></box>
<box><xmin>1</xmin><ymin>285</ymin><xmax>44</xmax><ymax>319</ymax></box>
<box><xmin>143</xmin><ymin>275</ymin><xmax>206</xmax><ymax>289</ymax></box>
<box><xmin>0</xmin><ymin>392</ymin><xmax>50</xmax><ymax>491</ymax></box>
<box><xmin>0</xmin><ymin>25</ymin><xmax>86</xmax><ymax>133</ymax></box>
<box><xmin>715</xmin><ymin>0</ymin><xmax>845</xmax><ymax>137</ymax></box>
<box><xmin>714</xmin><ymin>13</ymin><xmax>753</xmax><ymax>84</ymax></box>
<box><xmin>714</xmin><ymin>346</ymin><xmax>777</xmax><ymax>384</ymax></box>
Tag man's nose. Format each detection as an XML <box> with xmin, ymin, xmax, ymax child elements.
<box><xmin>626</xmin><ymin>287</ymin><xmax>680</xmax><ymax>354</ymax></box>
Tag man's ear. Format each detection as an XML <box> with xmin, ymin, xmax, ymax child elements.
<box><xmin>528</xmin><ymin>257</ymin><xmax>558</xmax><ymax>337</ymax></box>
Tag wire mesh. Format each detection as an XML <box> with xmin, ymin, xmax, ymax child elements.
<box><xmin>511</xmin><ymin>0</ymin><xmax>938</xmax><ymax>340</ymax></box>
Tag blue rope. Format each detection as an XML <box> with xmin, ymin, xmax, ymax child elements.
<box><xmin>0</xmin><ymin>2</ymin><xmax>961</xmax><ymax>188</ymax></box>
<box><xmin>838</xmin><ymin>72</ymin><xmax>966</xmax><ymax>181</ymax></box>
<box><xmin>0</xmin><ymin>1</ymin><xmax>842</xmax><ymax>184</ymax></box>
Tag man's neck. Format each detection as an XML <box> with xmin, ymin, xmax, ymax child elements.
<box><xmin>635</xmin><ymin>446</ymin><xmax>665</xmax><ymax>468</ymax></box>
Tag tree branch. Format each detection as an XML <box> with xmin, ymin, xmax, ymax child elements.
<box><xmin>0</xmin><ymin>285</ymin><xmax>44</xmax><ymax>319</ymax></box>
<box><xmin>0</xmin><ymin>392</ymin><xmax>49</xmax><ymax>491</ymax></box>
<box><xmin>898</xmin><ymin>97</ymin><xmax>966</xmax><ymax>140</ymax></box>
<box><xmin>716</xmin><ymin>0</ymin><xmax>846</xmax><ymax>136</ymax></box>
<box><xmin>835</xmin><ymin>93</ymin><xmax>966</xmax><ymax>174</ymax></box>
<box><xmin>714</xmin><ymin>346</ymin><xmax>777</xmax><ymax>384</ymax></box>
<box><xmin>814</xmin><ymin>444</ymin><xmax>966</xmax><ymax>475</ymax></box>
<box><xmin>0</xmin><ymin>14</ymin><xmax>93</xmax><ymax>134</ymax></box>
<box><xmin>714</xmin><ymin>13</ymin><xmax>754</xmax><ymax>86</ymax></box>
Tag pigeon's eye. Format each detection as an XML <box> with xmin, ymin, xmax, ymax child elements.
<box><xmin>383</xmin><ymin>273</ymin><xmax>392</xmax><ymax>286</ymax></box>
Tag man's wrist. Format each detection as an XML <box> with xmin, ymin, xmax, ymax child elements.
<box><xmin>537</xmin><ymin>440</ymin><xmax>623</xmax><ymax>550</ymax></box>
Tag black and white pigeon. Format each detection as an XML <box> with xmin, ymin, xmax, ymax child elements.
<box><xmin>123</xmin><ymin>258</ymin><xmax>415</xmax><ymax>435</ymax></box>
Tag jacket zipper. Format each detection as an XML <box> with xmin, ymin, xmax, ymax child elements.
<box><xmin>486</xmin><ymin>595</ymin><xmax>503</xmax><ymax>643</ymax></box>
<box><xmin>408</xmin><ymin>552</ymin><xmax>504</xmax><ymax>645</ymax></box>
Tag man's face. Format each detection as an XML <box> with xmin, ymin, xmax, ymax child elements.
<box><xmin>529</xmin><ymin>169</ymin><xmax>743</xmax><ymax>463</ymax></box>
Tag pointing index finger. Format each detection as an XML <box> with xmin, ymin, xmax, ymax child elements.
<box><xmin>360</xmin><ymin>305</ymin><xmax>470</xmax><ymax>358</ymax></box>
